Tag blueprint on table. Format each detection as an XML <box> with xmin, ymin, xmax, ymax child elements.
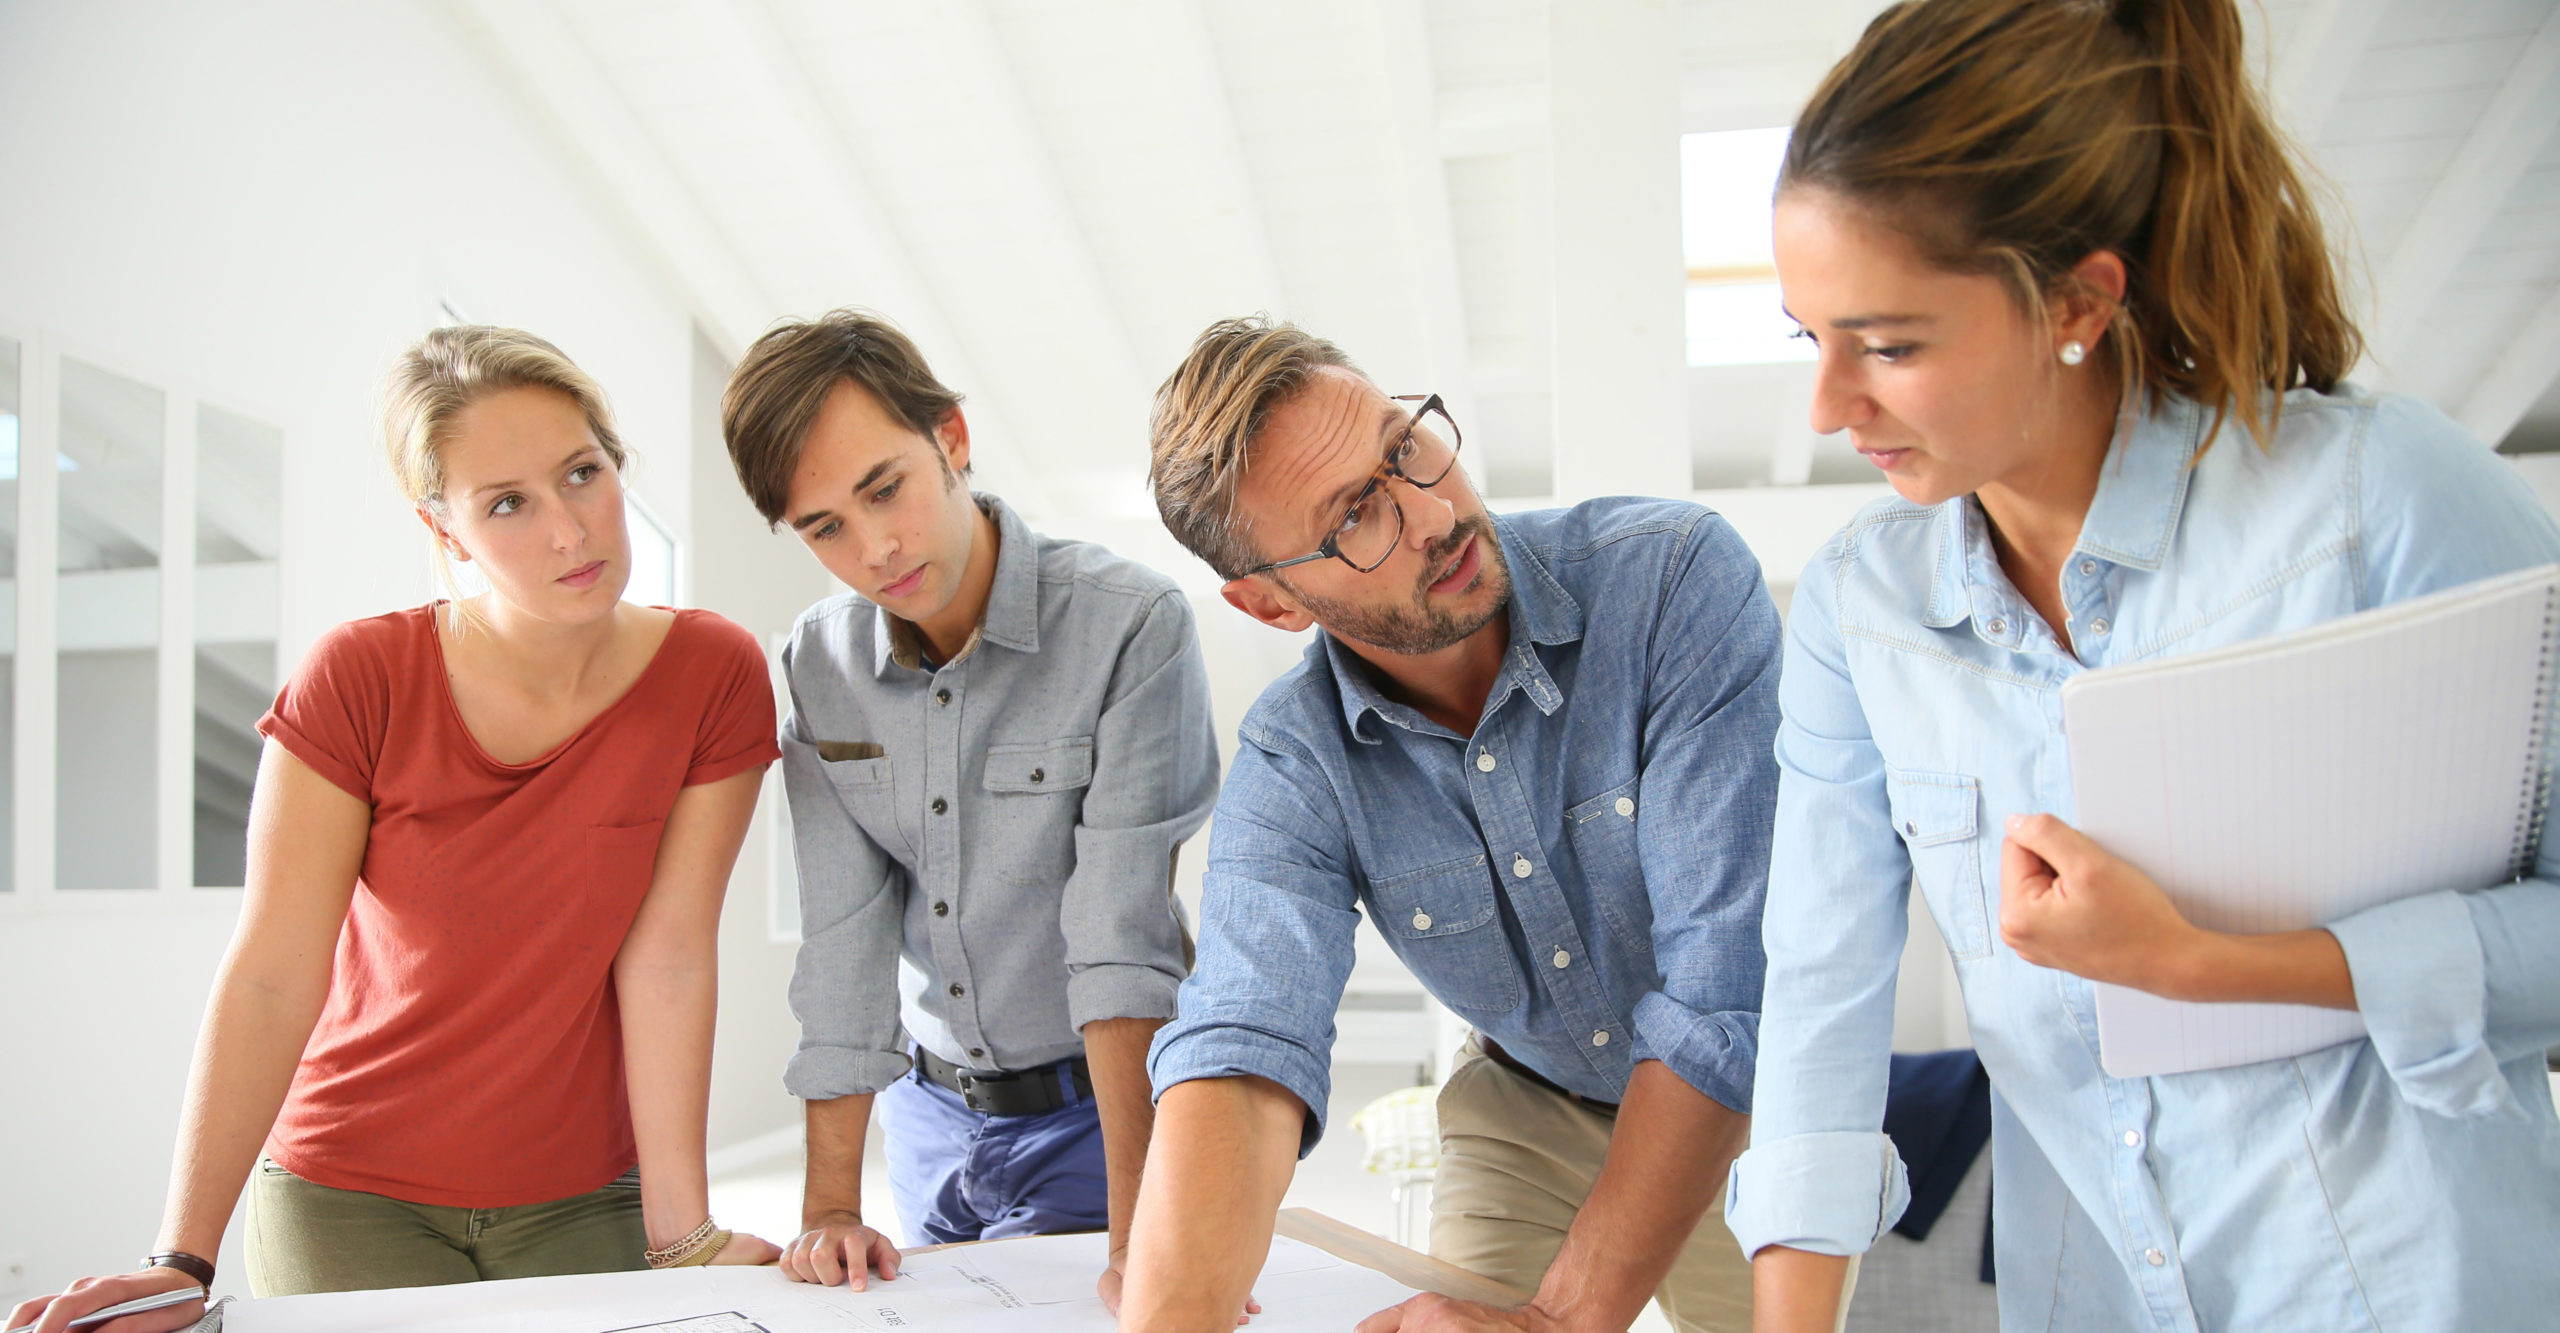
<box><xmin>220</xmin><ymin>1233</ymin><xmax>1415</xmax><ymax>1332</ymax></box>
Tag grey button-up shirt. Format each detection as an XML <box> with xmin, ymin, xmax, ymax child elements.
<box><xmin>780</xmin><ymin>494</ymin><xmax>1220</xmax><ymax>1099</ymax></box>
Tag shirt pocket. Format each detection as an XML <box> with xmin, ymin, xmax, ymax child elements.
<box><xmin>1367</xmin><ymin>853</ymin><xmax>1521</xmax><ymax>1015</ymax></box>
<box><xmin>587</xmin><ymin>819</ymin><xmax>668</xmax><ymax>926</ymax></box>
<box><xmin>981</xmin><ymin>736</ymin><xmax>1095</xmax><ymax>887</ymax></box>
<box><xmin>819</xmin><ymin>751</ymin><xmax>913</xmax><ymax>861</ymax></box>
<box><xmin>1883</xmin><ymin>768</ymin><xmax>1991</xmax><ymax>961</ymax></box>
<box><xmin>1565</xmin><ymin>777</ymin><xmax>1645</xmax><ymax>921</ymax></box>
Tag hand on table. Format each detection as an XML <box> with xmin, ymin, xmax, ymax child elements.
<box><xmin>1096</xmin><ymin>1246</ymin><xmax>1261</xmax><ymax>1324</ymax></box>
<box><xmin>1354</xmin><ymin>1293</ymin><xmax>1561</xmax><ymax>1333</ymax></box>
<box><xmin>7</xmin><ymin>1265</ymin><xmax>204</xmax><ymax>1333</ymax></box>
<box><xmin>780</xmin><ymin>1212</ymin><xmax>900</xmax><ymax>1288</ymax></box>
<box><xmin>2000</xmin><ymin>813</ymin><xmax>2201</xmax><ymax>993</ymax></box>
<box><xmin>709</xmin><ymin>1230</ymin><xmax>783</xmax><ymax>1267</ymax></box>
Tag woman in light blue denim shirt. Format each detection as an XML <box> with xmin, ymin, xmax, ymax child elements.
<box><xmin>1728</xmin><ymin>2</ymin><xmax>2560</xmax><ymax>1330</ymax></box>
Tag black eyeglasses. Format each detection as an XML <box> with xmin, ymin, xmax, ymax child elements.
<box><xmin>1243</xmin><ymin>393</ymin><xmax>1463</xmax><ymax>577</ymax></box>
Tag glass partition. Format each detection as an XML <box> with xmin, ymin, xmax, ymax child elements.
<box><xmin>195</xmin><ymin>403</ymin><xmax>281</xmax><ymax>886</ymax></box>
<box><xmin>55</xmin><ymin>356</ymin><xmax>162</xmax><ymax>889</ymax></box>
<box><xmin>0</xmin><ymin>337</ymin><xmax>18</xmax><ymax>891</ymax></box>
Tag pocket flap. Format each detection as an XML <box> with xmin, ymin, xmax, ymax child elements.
<box><xmin>1566</xmin><ymin>779</ymin><xmax>1640</xmax><ymax>826</ymax></box>
<box><xmin>983</xmin><ymin>736</ymin><xmax>1095</xmax><ymax>793</ymax></box>
<box><xmin>1368</xmin><ymin>854</ymin><xmax>1498</xmax><ymax>939</ymax></box>
<box><xmin>1884</xmin><ymin>769</ymin><xmax>1979</xmax><ymax>847</ymax></box>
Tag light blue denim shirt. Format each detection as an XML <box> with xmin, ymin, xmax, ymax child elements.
<box><xmin>1149</xmin><ymin>499</ymin><xmax>1782</xmax><ymax>1150</ymax></box>
<box><xmin>1727</xmin><ymin>388</ymin><xmax>2560</xmax><ymax>1331</ymax></box>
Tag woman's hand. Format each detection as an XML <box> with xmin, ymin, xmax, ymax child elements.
<box><xmin>1999</xmin><ymin>812</ymin><xmax>2203</xmax><ymax>993</ymax></box>
<box><xmin>708</xmin><ymin>1231</ymin><xmax>783</xmax><ymax>1267</ymax></box>
<box><xmin>7</xmin><ymin>1266</ymin><xmax>204</xmax><ymax>1333</ymax></box>
<box><xmin>780</xmin><ymin>1212</ymin><xmax>900</xmax><ymax>1288</ymax></box>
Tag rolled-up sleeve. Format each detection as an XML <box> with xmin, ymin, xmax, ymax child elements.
<box><xmin>1627</xmin><ymin>513</ymin><xmax>1783</xmax><ymax>1114</ymax></box>
<box><xmin>1061</xmin><ymin>590</ymin><xmax>1222</xmax><ymax>1030</ymax></box>
<box><xmin>2341</xmin><ymin>399</ymin><xmax>2560</xmax><ymax>1117</ymax></box>
<box><xmin>1147</xmin><ymin>735</ymin><xmax>1361</xmax><ymax>1156</ymax></box>
<box><xmin>778</xmin><ymin>636</ymin><xmax>913</xmax><ymax>1101</ymax></box>
<box><xmin>1726</xmin><ymin>546</ymin><xmax>1915</xmax><ymax>1258</ymax></box>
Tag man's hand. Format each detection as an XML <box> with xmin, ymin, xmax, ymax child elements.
<box><xmin>2000</xmin><ymin>812</ymin><xmax>2201</xmax><ymax>993</ymax></box>
<box><xmin>1353</xmin><ymin>1293</ymin><xmax>1560</xmax><ymax>1333</ymax></box>
<box><xmin>781</xmin><ymin>1210</ymin><xmax>901</xmax><ymax>1289</ymax></box>
<box><xmin>1100</xmin><ymin>1245</ymin><xmax>1261</xmax><ymax>1324</ymax></box>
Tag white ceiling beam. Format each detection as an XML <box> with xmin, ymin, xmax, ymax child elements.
<box><xmin>2365</xmin><ymin>7</ymin><xmax>2560</xmax><ymax>379</ymax></box>
<box><xmin>698</xmin><ymin>0</ymin><xmax>1058</xmax><ymax>519</ymax></box>
<box><xmin>2459</xmin><ymin>283</ymin><xmax>2560</xmax><ymax>447</ymax></box>
<box><xmin>1127</xmin><ymin>0</ymin><xmax>1291</xmax><ymax>319</ymax></box>
<box><xmin>1364</xmin><ymin>0</ymin><xmax>1477</xmax><ymax>424</ymax></box>
<box><xmin>447</xmin><ymin>0</ymin><xmax>774</xmax><ymax>359</ymax></box>
<box><xmin>907</xmin><ymin>0</ymin><xmax>1150</xmax><ymax>402</ymax></box>
<box><xmin>2271</xmin><ymin>0</ymin><xmax>2390</xmax><ymax>143</ymax></box>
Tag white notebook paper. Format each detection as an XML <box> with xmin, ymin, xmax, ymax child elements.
<box><xmin>2062</xmin><ymin>563</ymin><xmax>2560</xmax><ymax>1078</ymax></box>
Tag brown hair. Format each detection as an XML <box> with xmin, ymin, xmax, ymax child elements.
<box><xmin>381</xmin><ymin>325</ymin><xmax>628</xmax><ymax>619</ymax></box>
<box><xmin>1148</xmin><ymin>316</ymin><xmax>1361</xmax><ymax>579</ymax></box>
<box><xmin>723</xmin><ymin>309</ymin><xmax>965</xmax><ymax>527</ymax></box>
<box><xmin>1783</xmin><ymin>0</ymin><xmax>2362</xmax><ymax>446</ymax></box>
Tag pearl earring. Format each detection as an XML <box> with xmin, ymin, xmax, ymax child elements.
<box><xmin>2059</xmin><ymin>341</ymin><xmax>2087</xmax><ymax>366</ymax></box>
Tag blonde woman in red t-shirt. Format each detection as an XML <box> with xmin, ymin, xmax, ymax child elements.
<box><xmin>13</xmin><ymin>327</ymin><xmax>786</xmax><ymax>1333</ymax></box>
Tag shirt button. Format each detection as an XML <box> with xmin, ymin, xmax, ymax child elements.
<box><xmin>935</xmin><ymin>688</ymin><xmax>952</xmax><ymax>706</ymax></box>
<box><xmin>968</xmin><ymin>1047</ymin><xmax>984</xmax><ymax>1059</ymax></box>
<box><xmin>1986</xmin><ymin>617</ymin><xmax>2007</xmax><ymax>636</ymax></box>
<box><xmin>1904</xmin><ymin>820</ymin><xmax>1918</xmax><ymax>836</ymax></box>
<box><xmin>1512</xmin><ymin>856</ymin><xmax>1532</xmax><ymax>879</ymax></box>
<box><xmin>933</xmin><ymin>901</ymin><xmax>949</xmax><ymax>917</ymax></box>
<box><xmin>2079</xmin><ymin>559</ymin><xmax>2098</xmax><ymax>576</ymax></box>
<box><xmin>2089</xmin><ymin>617</ymin><xmax>2111</xmax><ymax>635</ymax></box>
<box><xmin>948</xmin><ymin>983</ymin><xmax>965</xmax><ymax>998</ymax></box>
<box><xmin>1614</xmin><ymin>797</ymin><xmax>1634</xmax><ymax>818</ymax></box>
<box><xmin>1552</xmin><ymin>949</ymin><xmax>1571</xmax><ymax>969</ymax></box>
<box><xmin>1475</xmin><ymin>752</ymin><xmax>1496</xmax><ymax>773</ymax></box>
<box><xmin>2144</xmin><ymin>1248</ymin><xmax>2166</xmax><ymax>1267</ymax></box>
<box><xmin>930</xmin><ymin>796</ymin><xmax>948</xmax><ymax>814</ymax></box>
<box><xmin>1029</xmin><ymin>768</ymin><xmax>1045</xmax><ymax>783</ymax></box>
<box><xmin>2122</xmin><ymin>1129</ymin><xmax>2142</xmax><ymax>1148</ymax></box>
<box><xmin>1590</xmin><ymin>1030</ymin><xmax>1610</xmax><ymax>1047</ymax></box>
<box><xmin>1412</xmin><ymin>911</ymin><xmax>1433</xmax><ymax>931</ymax></box>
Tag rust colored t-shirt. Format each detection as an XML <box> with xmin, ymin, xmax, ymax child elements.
<box><xmin>255</xmin><ymin>605</ymin><xmax>780</xmax><ymax>1207</ymax></box>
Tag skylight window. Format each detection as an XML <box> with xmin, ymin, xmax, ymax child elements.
<box><xmin>1682</xmin><ymin>127</ymin><xmax>1811</xmax><ymax>367</ymax></box>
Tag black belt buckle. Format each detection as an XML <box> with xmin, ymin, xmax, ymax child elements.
<box><xmin>955</xmin><ymin>1068</ymin><xmax>1023</xmax><ymax>1116</ymax></box>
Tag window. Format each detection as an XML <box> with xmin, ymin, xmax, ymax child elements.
<box><xmin>0</xmin><ymin>331</ymin><xmax>282</xmax><ymax>896</ymax></box>
<box><xmin>1682</xmin><ymin>127</ymin><xmax>1813</xmax><ymax>368</ymax></box>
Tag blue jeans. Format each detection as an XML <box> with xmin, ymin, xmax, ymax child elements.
<box><xmin>876</xmin><ymin>1060</ymin><xmax>1107</xmax><ymax>1248</ymax></box>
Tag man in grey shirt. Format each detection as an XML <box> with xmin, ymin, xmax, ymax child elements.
<box><xmin>720</xmin><ymin>310</ymin><xmax>1219</xmax><ymax>1307</ymax></box>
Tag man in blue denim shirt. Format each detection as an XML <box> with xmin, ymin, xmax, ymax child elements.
<box><xmin>1116</xmin><ymin>319</ymin><xmax>1781</xmax><ymax>1333</ymax></box>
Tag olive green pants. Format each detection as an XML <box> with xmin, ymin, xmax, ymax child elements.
<box><xmin>1430</xmin><ymin>1039</ymin><xmax>1859</xmax><ymax>1332</ymax></box>
<box><xmin>243</xmin><ymin>1158</ymin><xmax>646</xmax><ymax>1296</ymax></box>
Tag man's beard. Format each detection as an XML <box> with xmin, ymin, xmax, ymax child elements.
<box><xmin>1284</xmin><ymin>514</ymin><xmax>1511</xmax><ymax>656</ymax></box>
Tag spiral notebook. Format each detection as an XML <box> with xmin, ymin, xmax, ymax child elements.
<box><xmin>2062</xmin><ymin>563</ymin><xmax>2560</xmax><ymax>1078</ymax></box>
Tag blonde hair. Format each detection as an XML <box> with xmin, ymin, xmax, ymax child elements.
<box><xmin>380</xmin><ymin>325</ymin><xmax>628</xmax><ymax>619</ymax></box>
<box><xmin>1784</xmin><ymin>0</ymin><xmax>2362</xmax><ymax>448</ymax></box>
<box><xmin>1147</xmin><ymin>317</ymin><xmax>1359</xmax><ymax>579</ymax></box>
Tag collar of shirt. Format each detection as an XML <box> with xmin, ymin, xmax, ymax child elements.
<box><xmin>1318</xmin><ymin>517</ymin><xmax>1586</xmax><ymax>745</ymax></box>
<box><xmin>1921</xmin><ymin>390</ymin><xmax>2210</xmax><ymax>640</ymax></box>
<box><xmin>873</xmin><ymin>491</ymin><xmax>1044</xmax><ymax>676</ymax></box>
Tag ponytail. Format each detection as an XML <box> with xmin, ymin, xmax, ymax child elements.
<box><xmin>1785</xmin><ymin>0</ymin><xmax>2362</xmax><ymax>448</ymax></box>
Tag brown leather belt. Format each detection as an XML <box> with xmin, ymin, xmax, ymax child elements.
<box><xmin>1481</xmin><ymin>1036</ymin><xmax>1620</xmax><ymax>1116</ymax></box>
<box><xmin>914</xmin><ymin>1046</ymin><xmax>1094</xmax><ymax>1118</ymax></box>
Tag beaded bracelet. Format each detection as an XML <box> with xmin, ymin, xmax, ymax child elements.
<box><xmin>666</xmin><ymin>1229</ymin><xmax>733</xmax><ymax>1268</ymax></box>
<box><xmin>644</xmin><ymin>1217</ymin><xmax>722</xmax><ymax>1269</ymax></box>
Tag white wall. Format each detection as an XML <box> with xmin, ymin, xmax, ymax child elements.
<box><xmin>0</xmin><ymin>0</ymin><xmax>718</xmax><ymax>1304</ymax></box>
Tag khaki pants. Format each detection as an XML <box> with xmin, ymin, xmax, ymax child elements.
<box><xmin>1431</xmin><ymin>1040</ymin><xmax>1858</xmax><ymax>1332</ymax></box>
<box><xmin>244</xmin><ymin>1158</ymin><xmax>646</xmax><ymax>1296</ymax></box>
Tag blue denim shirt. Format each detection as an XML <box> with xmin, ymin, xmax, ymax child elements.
<box><xmin>1149</xmin><ymin>499</ymin><xmax>1782</xmax><ymax>1150</ymax></box>
<box><xmin>1728</xmin><ymin>389</ymin><xmax>2560</xmax><ymax>1331</ymax></box>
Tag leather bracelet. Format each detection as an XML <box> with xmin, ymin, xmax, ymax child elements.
<box><xmin>667</xmin><ymin>1229</ymin><xmax>732</xmax><ymax>1268</ymax></box>
<box><xmin>143</xmin><ymin>1251</ymin><xmax>215</xmax><ymax>1289</ymax></box>
<box><xmin>644</xmin><ymin>1217</ymin><xmax>721</xmax><ymax>1269</ymax></box>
